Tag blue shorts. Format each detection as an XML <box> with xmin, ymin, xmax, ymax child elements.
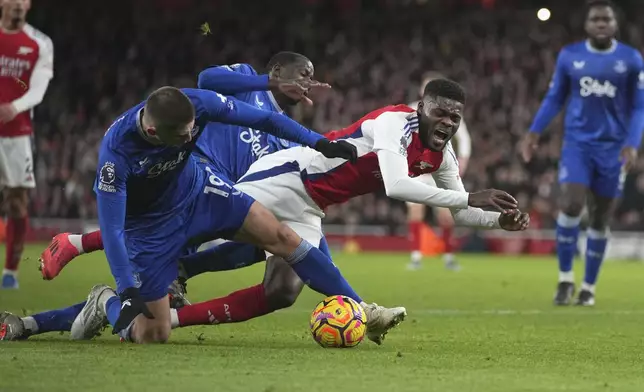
<box><xmin>127</xmin><ymin>157</ymin><xmax>256</xmax><ymax>301</ymax></box>
<box><xmin>558</xmin><ymin>142</ymin><xmax>625</xmax><ymax>199</ymax></box>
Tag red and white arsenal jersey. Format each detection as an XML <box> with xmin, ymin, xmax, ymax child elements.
<box><xmin>296</xmin><ymin>105</ymin><xmax>446</xmax><ymax>209</ymax></box>
<box><xmin>0</xmin><ymin>24</ymin><xmax>54</xmax><ymax>137</ymax></box>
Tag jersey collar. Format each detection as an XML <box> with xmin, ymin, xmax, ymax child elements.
<box><xmin>136</xmin><ymin>108</ymin><xmax>160</xmax><ymax>144</ymax></box>
<box><xmin>585</xmin><ymin>39</ymin><xmax>617</xmax><ymax>54</ymax></box>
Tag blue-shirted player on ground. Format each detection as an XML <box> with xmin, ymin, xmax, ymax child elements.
<box><xmin>520</xmin><ymin>0</ymin><xmax>644</xmax><ymax>306</ymax></box>
<box><xmin>66</xmin><ymin>86</ymin><xmax>362</xmax><ymax>344</ymax></box>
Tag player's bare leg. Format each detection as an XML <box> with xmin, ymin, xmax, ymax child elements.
<box><xmin>576</xmin><ymin>192</ymin><xmax>616</xmax><ymax>306</ymax></box>
<box><xmin>406</xmin><ymin>202</ymin><xmax>425</xmax><ymax>270</ymax></box>
<box><xmin>2</xmin><ymin>187</ymin><xmax>29</xmax><ymax>289</ymax></box>
<box><xmin>39</xmin><ymin>230</ymin><xmax>103</xmax><ymax>280</ymax></box>
<box><xmin>553</xmin><ymin>183</ymin><xmax>587</xmax><ymax>306</ymax></box>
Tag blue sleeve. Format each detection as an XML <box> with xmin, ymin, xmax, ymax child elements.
<box><xmin>626</xmin><ymin>52</ymin><xmax>644</xmax><ymax>149</ymax></box>
<box><xmin>529</xmin><ymin>50</ymin><xmax>570</xmax><ymax>134</ymax></box>
<box><xmin>197</xmin><ymin>64</ymin><xmax>269</xmax><ymax>95</ymax></box>
<box><xmin>199</xmin><ymin>90</ymin><xmax>323</xmax><ymax>147</ymax></box>
<box><xmin>95</xmin><ymin>148</ymin><xmax>136</xmax><ymax>293</ymax></box>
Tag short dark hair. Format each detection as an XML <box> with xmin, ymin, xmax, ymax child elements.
<box><xmin>585</xmin><ymin>0</ymin><xmax>616</xmax><ymax>18</ymax></box>
<box><xmin>266</xmin><ymin>51</ymin><xmax>310</xmax><ymax>69</ymax></box>
<box><xmin>145</xmin><ymin>87</ymin><xmax>195</xmax><ymax>128</ymax></box>
<box><xmin>423</xmin><ymin>79</ymin><xmax>466</xmax><ymax>104</ymax></box>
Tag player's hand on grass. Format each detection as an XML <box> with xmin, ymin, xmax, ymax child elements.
<box><xmin>0</xmin><ymin>103</ymin><xmax>18</xmax><ymax>123</ymax></box>
<box><xmin>519</xmin><ymin>132</ymin><xmax>540</xmax><ymax>163</ymax></box>
<box><xmin>468</xmin><ymin>189</ymin><xmax>518</xmax><ymax>213</ymax></box>
<box><xmin>112</xmin><ymin>287</ymin><xmax>154</xmax><ymax>335</ymax></box>
<box><xmin>314</xmin><ymin>139</ymin><xmax>358</xmax><ymax>163</ymax></box>
<box><xmin>269</xmin><ymin>77</ymin><xmax>331</xmax><ymax>106</ymax></box>
<box><xmin>498</xmin><ymin>210</ymin><xmax>530</xmax><ymax>231</ymax></box>
<box><xmin>620</xmin><ymin>146</ymin><xmax>638</xmax><ymax>172</ymax></box>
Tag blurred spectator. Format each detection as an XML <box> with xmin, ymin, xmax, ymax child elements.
<box><xmin>27</xmin><ymin>0</ymin><xmax>644</xmax><ymax>231</ymax></box>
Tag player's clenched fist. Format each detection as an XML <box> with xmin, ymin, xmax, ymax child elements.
<box><xmin>467</xmin><ymin>189</ymin><xmax>518</xmax><ymax>213</ymax></box>
<box><xmin>498</xmin><ymin>210</ymin><xmax>530</xmax><ymax>231</ymax></box>
<box><xmin>112</xmin><ymin>287</ymin><xmax>154</xmax><ymax>335</ymax></box>
<box><xmin>314</xmin><ymin>139</ymin><xmax>358</xmax><ymax>163</ymax></box>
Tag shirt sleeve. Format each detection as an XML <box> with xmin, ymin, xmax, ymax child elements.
<box><xmin>432</xmin><ymin>146</ymin><xmax>501</xmax><ymax>229</ymax></box>
<box><xmin>370</xmin><ymin>113</ymin><xmax>470</xmax><ymax>208</ymax></box>
<box><xmin>94</xmin><ymin>146</ymin><xmax>136</xmax><ymax>293</ymax></box>
<box><xmin>12</xmin><ymin>36</ymin><xmax>54</xmax><ymax>114</ymax></box>
<box><xmin>626</xmin><ymin>51</ymin><xmax>644</xmax><ymax>149</ymax></box>
<box><xmin>197</xmin><ymin>63</ymin><xmax>269</xmax><ymax>96</ymax></box>
<box><xmin>199</xmin><ymin>90</ymin><xmax>323</xmax><ymax>147</ymax></box>
<box><xmin>529</xmin><ymin>50</ymin><xmax>570</xmax><ymax>134</ymax></box>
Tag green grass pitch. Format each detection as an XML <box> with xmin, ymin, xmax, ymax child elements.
<box><xmin>1</xmin><ymin>245</ymin><xmax>644</xmax><ymax>392</ymax></box>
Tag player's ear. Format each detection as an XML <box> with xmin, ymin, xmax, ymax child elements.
<box><xmin>271</xmin><ymin>64</ymin><xmax>282</xmax><ymax>78</ymax></box>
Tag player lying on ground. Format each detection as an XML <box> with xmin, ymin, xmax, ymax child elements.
<box><xmin>1</xmin><ymin>86</ymin><xmax>411</xmax><ymax>344</ymax></box>
<box><xmin>406</xmin><ymin>71</ymin><xmax>472</xmax><ymax>272</ymax></box>
<box><xmin>520</xmin><ymin>0</ymin><xmax>644</xmax><ymax>306</ymax></box>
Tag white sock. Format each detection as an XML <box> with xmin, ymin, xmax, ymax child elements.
<box><xmin>581</xmin><ymin>282</ymin><xmax>595</xmax><ymax>294</ymax></box>
<box><xmin>67</xmin><ymin>234</ymin><xmax>85</xmax><ymax>254</ymax></box>
<box><xmin>444</xmin><ymin>253</ymin><xmax>454</xmax><ymax>263</ymax></box>
<box><xmin>21</xmin><ymin>316</ymin><xmax>38</xmax><ymax>334</ymax></box>
<box><xmin>559</xmin><ymin>271</ymin><xmax>574</xmax><ymax>283</ymax></box>
<box><xmin>170</xmin><ymin>309</ymin><xmax>180</xmax><ymax>329</ymax></box>
<box><xmin>2</xmin><ymin>269</ymin><xmax>17</xmax><ymax>277</ymax></box>
<box><xmin>410</xmin><ymin>251</ymin><xmax>422</xmax><ymax>264</ymax></box>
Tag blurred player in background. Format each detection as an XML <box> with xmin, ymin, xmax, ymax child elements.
<box><xmin>0</xmin><ymin>0</ymin><xmax>53</xmax><ymax>289</ymax></box>
<box><xmin>407</xmin><ymin>72</ymin><xmax>471</xmax><ymax>271</ymax></box>
<box><xmin>521</xmin><ymin>0</ymin><xmax>644</xmax><ymax>306</ymax></box>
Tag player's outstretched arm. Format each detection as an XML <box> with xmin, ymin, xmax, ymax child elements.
<box><xmin>197</xmin><ymin>64</ymin><xmax>269</xmax><ymax>95</ymax></box>
<box><xmin>522</xmin><ymin>50</ymin><xmax>570</xmax><ymax>162</ymax></box>
<box><xmin>432</xmin><ymin>151</ymin><xmax>528</xmax><ymax>230</ymax></box>
<box><xmin>199</xmin><ymin>89</ymin><xmax>357</xmax><ymax>162</ymax></box>
<box><xmin>95</xmin><ymin>151</ymin><xmax>137</xmax><ymax>293</ymax></box>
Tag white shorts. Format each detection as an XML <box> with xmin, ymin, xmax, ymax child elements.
<box><xmin>0</xmin><ymin>135</ymin><xmax>35</xmax><ymax>188</ymax></box>
<box><xmin>236</xmin><ymin>152</ymin><xmax>325</xmax><ymax>254</ymax></box>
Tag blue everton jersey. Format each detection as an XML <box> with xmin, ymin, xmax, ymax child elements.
<box><xmin>196</xmin><ymin>63</ymin><xmax>300</xmax><ymax>181</ymax></box>
<box><xmin>530</xmin><ymin>40</ymin><xmax>644</xmax><ymax>149</ymax></box>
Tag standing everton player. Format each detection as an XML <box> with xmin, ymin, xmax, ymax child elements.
<box><xmin>521</xmin><ymin>0</ymin><xmax>644</xmax><ymax>306</ymax></box>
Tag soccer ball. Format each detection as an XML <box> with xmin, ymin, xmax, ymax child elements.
<box><xmin>309</xmin><ymin>295</ymin><xmax>367</xmax><ymax>348</ymax></box>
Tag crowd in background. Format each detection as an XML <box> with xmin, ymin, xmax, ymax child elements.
<box><xmin>26</xmin><ymin>0</ymin><xmax>644</xmax><ymax>231</ymax></box>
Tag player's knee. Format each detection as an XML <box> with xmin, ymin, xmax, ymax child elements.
<box><xmin>138</xmin><ymin>324</ymin><xmax>171</xmax><ymax>344</ymax></box>
<box><xmin>264</xmin><ymin>258</ymin><xmax>304</xmax><ymax>310</ymax></box>
<box><xmin>275</xmin><ymin>223</ymin><xmax>300</xmax><ymax>249</ymax></box>
<box><xmin>4</xmin><ymin>189</ymin><xmax>28</xmax><ymax>217</ymax></box>
<box><xmin>588</xmin><ymin>213</ymin><xmax>611</xmax><ymax>231</ymax></box>
<box><xmin>559</xmin><ymin>200</ymin><xmax>584</xmax><ymax>217</ymax></box>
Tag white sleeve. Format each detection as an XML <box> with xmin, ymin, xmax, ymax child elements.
<box><xmin>12</xmin><ymin>35</ymin><xmax>54</xmax><ymax>114</ymax></box>
<box><xmin>433</xmin><ymin>145</ymin><xmax>501</xmax><ymax>229</ymax></box>
<box><xmin>370</xmin><ymin>113</ymin><xmax>469</xmax><ymax>208</ymax></box>
<box><xmin>454</xmin><ymin>120</ymin><xmax>471</xmax><ymax>159</ymax></box>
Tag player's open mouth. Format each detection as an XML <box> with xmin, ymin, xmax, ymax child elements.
<box><xmin>433</xmin><ymin>129</ymin><xmax>449</xmax><ymax>143</ymax></box>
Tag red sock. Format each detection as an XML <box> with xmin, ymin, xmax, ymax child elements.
<box><xmin>442</xmin><ymin>225</ymin><xmax>453</xmax><ymax>254</ymax></box>
<box><xmin>408</xmin><ymin>221</ymin><xmax>422</xmax><ymax>251</ymax></box>
<box><xmin>81</xmin><ymin>230</ymin><xmax>103</xmax><ymax>252</ymax></box>
<box><xmin>4</xmin><ymin>217</ymin><xmax>28</xmax><ymax>271</ymax></box>
<box><xmin>177</xmin><ymin>284</ymin><xmax>271</xmax><ymax>327</ymax></box>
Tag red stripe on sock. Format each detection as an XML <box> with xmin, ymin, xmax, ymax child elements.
<box><xmin>177</xmin><ymin>284</ymin><xmax>270</xmax><ymax>327</ymax></box>
<box><xmin>4</xmin><ymin>217</ymin><xmax>28</xmax><ymax>271</ymax></box>
<box><xmin>81</xmin><ymin>230</ymin><xmax>103</xmax><ymax>252</ymax></box>
<box><xmin>408</xmin><ymin>221</ymin><xmax>422</xmax><ymax>251</ymax></box>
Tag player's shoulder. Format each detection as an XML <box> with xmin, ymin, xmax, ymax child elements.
<box><xmin>560</xmin><ymin>41</ymin><xmax>586</xmax><ymax>56</ymax></box>
<box><xmin>22</xmin><ymin>23</ymin><xmax>53</xmax><ymax>50</ymax></box>
<box><xmin>206</xmin><ymin>63</ymin><xmax>257</xmax><ymax>75</ymax></box>
<box><xmin>367</xmin><ymin>104</ymin><xmax>416</xmax><ymax>122</ymax></box>
<box><xmin>615</xmin><ymin>41</ymin><xmax>643</xmax><ymax>61</ymax></box>
<box><xmin>102</xmin><ymin>104</ymin><xmax>145</xmax><ymax>152</ymax></box>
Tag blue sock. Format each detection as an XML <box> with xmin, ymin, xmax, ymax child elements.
<box><xmin>180</xmin><ymin>242</ymin><xmax>265</xmax><ymax>279</ymax></box>
<box><xmin>555</xmin><ymin>212</ymin><xmax>581</xmax><ymax>277</ymax></box>
<box><xmin>287</xmin><ymin>239</ymin><xmax>362</xmax><ymax>303</ymax></box>
<box><xmin>105</xmin><ymin>296</ymin><xmax>132</xmax><ymax>341</ymax></box>
<box><xmin>30</xmin><ymin>301</ymin><xmax>86</xmax><ymax>334</ymax></box>
<box><xmin>584</xmin><ymin>228</ymin><xmax>608</xmax><ymax>286</ymax></box>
